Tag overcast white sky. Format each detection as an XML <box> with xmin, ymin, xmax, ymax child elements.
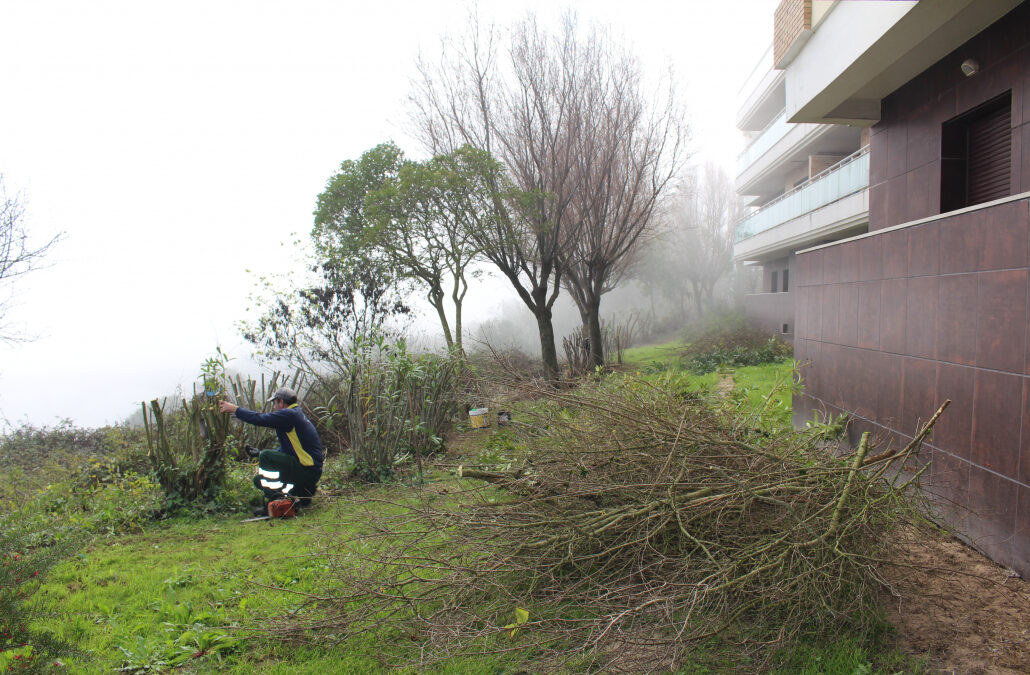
<box><xmin>0</xmin><ymin>0</ymin><xmax>777</xmax><ymax>429</ymax></box>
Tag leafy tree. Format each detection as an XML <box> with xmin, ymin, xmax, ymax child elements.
<box><xmin>242</xmin><ymin>142</ymin><xmax>416</xmax><ymax>372</ymax></box>
<box><xmin>242</xmin><ymin>259</ymin><xmax>410</xmax><ymax>374</ymax></box>
<box><xmin>312</xmin><ymin>143</ymin><xmax>404</xmax><ymax>281</ymax></box>
<box><xmin>364</xmin><ymin>145</ymin><xmax>496</xmax><ymax>355</ymax></box>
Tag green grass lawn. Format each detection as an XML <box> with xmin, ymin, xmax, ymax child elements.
<box><xmin>19</xmin><ymin>345</ymin><xmax>925</xmax><ymax>674</ymax></box>
<box><xmin>622</xmin><ymin>341</ymin><xmax>796</xmax><ymax>431</ymax></box>
<box><xmin>619</xmin><ymin>339</ymin><xmax>686</xmax><ymax>370</ymax></box>
<box><xmin>35</xmin><ymin>489</ymin><xmax>514</xmax><ymax>673</ymax></box>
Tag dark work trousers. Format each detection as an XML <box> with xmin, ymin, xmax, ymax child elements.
<box><xmin>253</xmin><ymin>450</ymin><xmax>322</xmax><ymax>503</ymax></box>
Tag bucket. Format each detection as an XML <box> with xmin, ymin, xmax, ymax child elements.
<box><xmin>468</xmin><ymin>407</ymin><xmax>490</xmax><ymax>429</ymax></box>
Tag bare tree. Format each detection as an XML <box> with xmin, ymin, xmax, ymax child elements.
<box><xmin>0</xmin><ymin>176</ymin><xmax>61</xmax><ymax>344</ymax></box>
<box><xmin>626</xmin><ymin>164</ymin><xmax>737</xmax><ymax>328</ymax></box>
<box><xmin>558</xmin><ymin>24</ymin><xmax>686</xmax><ymax>368</ymax></box>
<box><xmin>410</xmin><ymin>15</ymin><xmax>588</xmax><ymax>380</ymax></box>
<box><xmin>673</xmin><ymin>163</ymin><xmax>736</xmax><ymax>316</ymax></box>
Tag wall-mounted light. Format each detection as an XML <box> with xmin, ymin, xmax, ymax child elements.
<box><xmin>961</xmin><ymin>58</ymin><xmax>980</xmax><ymax>77</ymax></box>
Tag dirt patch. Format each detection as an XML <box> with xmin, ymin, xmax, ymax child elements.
<box><xmin>715</xmin><ymin>372</ymin><xmax>735</xmax><ymax>397</ymax></box>
<box><xmin>441</xmin><ymin>429</ymin><xmax>491</xmax><ymax>457</ymax></box>
<box><xmin>883</xmin><ymin>529</ymin><xmax>1030</xmax><ymax>674</ymax></box>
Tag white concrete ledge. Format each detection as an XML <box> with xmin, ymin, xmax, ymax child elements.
<box><xmin>797</xmin><ymin>190</ymin><xmax>1030</xmax><ymax>255</ymax></box>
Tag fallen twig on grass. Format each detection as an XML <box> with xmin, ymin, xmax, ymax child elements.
<box><xmin>274</xmin><ymin>376</ymin><xmax>948</xmax><ymax>672</ymax></box>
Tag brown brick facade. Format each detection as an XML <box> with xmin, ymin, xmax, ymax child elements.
<box><xmin>796</xmin><ymin>196</ymin><xmax>1030</xmax><ymax>577</ymax></box>
<box><xmin>868</xmin><ymin>2</ymin><xmax>1030</xmax><ymax>231</ymax></box>
<box><xmin>773</xmin><ymin>0</ymin><xmax>810</xmax><ymax>66</ymax></box>
<box><xmin>796</xmin><ymin>1</ymin><xmax>1030</xmax><ymax>578</ymax></box>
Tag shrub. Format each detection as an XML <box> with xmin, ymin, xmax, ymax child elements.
<box><xmin>0</xmin><ymin>520</ymin><xmax>79</xmax><ymax>673</ymax></box>
<box><xmin>0</xmin><ymin>423</ymin><xmax>114</xmax><ymax>507</ymax></box>
<box><xmin>141</xmin><ymin>393</ymin><xmax>232</xmax><ymax>508</ymax></box>
<box><xmin>311</xmin><ymin>336</ymin><xmax>468</xmax><ymax>482</ymax></box>
<box><xmin>682</xmin><ymin>312</ymin><xmax>792</xmax><ymax>374</ymax></box>
<box><xmin>560</xmin><ymin>316</ymin><xmax>639</xmax><ymax>374</ymax></box>
<box><xmin>141</xmin><ymin>350</ymin><xmax>307</xmax><ymax>510</ymax></box>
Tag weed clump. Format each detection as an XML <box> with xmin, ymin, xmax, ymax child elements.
<box><xmin>0</xmin><ymin>521</ymin><xmax>79</xmax><ymax>672</ymax></box>
<box><xmin>682</xmin><ymin>312</ymin><xmax>792</xmax><ymax>374</ymax></box>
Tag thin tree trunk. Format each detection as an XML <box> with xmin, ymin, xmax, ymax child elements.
<box><xmin>452</xmin><ymin>270</ymin><xmax>467</xmax><ymax>355</ymax></box>
<box><xmin>534</xmin><ymin>304</ymin><xmax>560</xmax><ymax>381</ymax></box>
<box><xmin>586</xmin><ymin>297</ymin><xmax>604</xmax><ymax>369</ymax></box>
<box><xmin>429</xmin><ymin>288</ymin><xmax>454</xmax><ymax>350</ymax></box>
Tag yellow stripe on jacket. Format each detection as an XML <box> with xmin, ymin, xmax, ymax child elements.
<box><xmin>286</xmin><ymin>428</ymin><xmax>315</xmax><ymax>467</ymax></box>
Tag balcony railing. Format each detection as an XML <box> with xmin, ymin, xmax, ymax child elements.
<box><xmin>735</xmin><ymin>145</ymin><xmax>870</xmax><ymax>242</ymax></box>
<box><xmin>737</xmin><ymin>109</ymin><xmax>791</xmax><ymax>177</ymax></box>
<box><xmin>737</xmin><ymin>45</ymin><xmax>773</xmax><ymax>99</ymax></box>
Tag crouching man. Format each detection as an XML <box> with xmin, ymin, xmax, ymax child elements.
<box><xmin>219</xmin><ymin>387</ymin><xmax>324</xmax><ymax>516</ymax></box>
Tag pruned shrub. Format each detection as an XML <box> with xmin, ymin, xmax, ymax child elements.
<box><xmin>561</xmin><ymin>316</ymin><xmax>639</xmax><ymax>375</ymax></box>
<box><xmin>141</xmin><ymin>349</ymin><xmax>309</xmax><ymax>508</ymax></box>
<box><xmin>141</xmin><ymin>395</ymin><xmax>232</xmax><ymax>507</ymax></box>
<box><xmin>318</xmin><ymin>336</ymin><xmax>467</xmax><ymax>482</ymax></box>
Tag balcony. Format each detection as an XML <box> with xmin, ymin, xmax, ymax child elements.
<box><xmin>737</xmin><ymin>47</ymin><xmax>786</xmax><ymax>132</ymax></box>
<box><xmin>737</xmin><ymin>109</ymin><xmax>792</xmax><ymax>177</ymax></box>
<box><xmin>735</xmin><ymin>109</ymin><xmax>859</xmax><ymax>197</ymax></box>
<box><xmin>735</xmin><ymin>145</ymin><xmax>869</xmax><ymax>243</ymax></box>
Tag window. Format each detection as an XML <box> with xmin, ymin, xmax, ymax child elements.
<box><xmin>771</xmin><ymin>270</ymin><xmax>779</xmax><ymax>293</ymax></box>
<box><xmin>782</xmin><ymin>269</ymin><xmax>789</xmax><ymax>293</ymax></box>
<box><xmin>941</xmin><ymin>92</ymin><xmax>1012</xmax><ymax>213</ymax></box>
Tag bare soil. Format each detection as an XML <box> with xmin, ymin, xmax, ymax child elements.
<box><xmin>883</xmin><ymin>529</ymin><xmax>1030</xmax><ymax>674</ymax></box>
<box><xmin>439</xmin><ymin>427</ymin><xmax>1030</xmax><ymax>674</ymax></box>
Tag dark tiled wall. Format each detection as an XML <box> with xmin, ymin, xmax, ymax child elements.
<box><xmin>868</xmin><ymin>2</ymin><xmax>1030</xmax><ymax>231</ymax></box>
<box><xmin>761</xmin><ymin>255</ymin><xmax>792</xmax><ymax>293</ymax></box>
<box><xmin>794</xmin><ymin>197</ymin><xmax>1030</xmax><ymax>578</ymax></box>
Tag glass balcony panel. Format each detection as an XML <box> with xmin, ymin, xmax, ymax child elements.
<box><xmin>735</xmin><ymin>146</ymin><xmax>869</xmax><ymax>242</ymax></box>
<box><xmin>737</xmin><ymin>110</ymin><xmax>790</xmax><ymax>176</ymax></box>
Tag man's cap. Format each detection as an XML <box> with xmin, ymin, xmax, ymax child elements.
<box><xmin>267</xmin><ymin>387</ymin><xmax>298</xmax><ymax>403</ymax></box>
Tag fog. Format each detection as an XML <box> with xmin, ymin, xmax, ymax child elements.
<box><xmin>0</xmin><ymin>0</ymin><xmax>778</xmax><ymax>430</ymax></box>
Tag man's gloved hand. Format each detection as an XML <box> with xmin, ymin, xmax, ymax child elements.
<box><xmin>244</xmin><ymin>445</ymin><xmax>261</xmax><ymax>458</ymax></box>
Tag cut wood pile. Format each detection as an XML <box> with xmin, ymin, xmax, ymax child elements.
<box><xmin>290</xmin><ymin>376</ymin><xmax>947</xmax><ymax>672</ymax></box>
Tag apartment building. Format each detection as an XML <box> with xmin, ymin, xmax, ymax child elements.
<box><xmin>736</xmin><ymin>0</ymin><xmax>1030</xmax><ymax>577</ymax></box>
<box><xmin>734</xmin><ymin>3</ymin><xmax>869</xmax><ymax>341</ymax></box>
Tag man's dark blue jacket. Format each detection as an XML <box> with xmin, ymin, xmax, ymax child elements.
<box><xmin>234</xmin><ymin>404</ymin><xmax>324</xmax><ymax>469</ymax></box>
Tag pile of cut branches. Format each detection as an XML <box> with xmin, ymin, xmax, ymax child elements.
<box><xmin>286</xmin><ymin>374</ymin><xmax>946</xmax><ymax>672</ymax></box>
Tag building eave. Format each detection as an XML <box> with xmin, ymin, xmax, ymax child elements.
<box><xmin>785</xmin><ymin>0</ymin><xmax>1022</xmax><ymax>125</ymax></box>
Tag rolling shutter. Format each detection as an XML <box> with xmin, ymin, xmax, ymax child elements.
<box><xmin>967</xmin><ymin>102</ymin><xmax>1011</xmax><ymax>205</ymax></box>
